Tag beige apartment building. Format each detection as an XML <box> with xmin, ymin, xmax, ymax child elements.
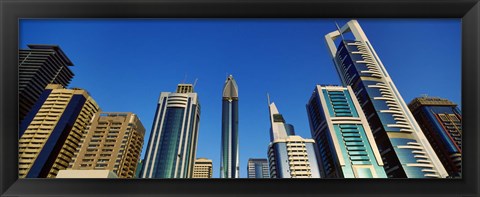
<box><xmin>69</xmin><ymin>112</ymin><xmax>145</xmax><ymax>178</ymax></box>
<box><xmin>192</xmin><ymin>158</ymin><xmax>213</xmax><ymax>178</ymax></box>
<box><xmin>19</xmin><ymin>84</ymin><xmax>100</xmax><ymax>178</ymax></box>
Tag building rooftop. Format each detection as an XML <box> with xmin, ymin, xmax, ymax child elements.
<box><xmin>26</xmin><ymin>44</ymin><xmax>74</xmax><ymax>66</ymax></box>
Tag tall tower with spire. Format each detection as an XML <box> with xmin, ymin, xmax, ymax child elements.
<box><xmin>220</xmin><ymin>75</ymin><xmax>239</xmax><ymax>178</ymax></box>
<box><xmin>324</xmin><ymin>19</ymin><xmax>448</xmax><ymax>178</ymax></box>
<box><xmin>267</xmin><ymin>98</ymin><xmax>320</xmax><ymax>178</ymax></box>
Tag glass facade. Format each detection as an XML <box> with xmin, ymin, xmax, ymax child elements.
<box><xmin>408</xmin><ymin>97</ymin><xmax>462</xmax><ymax>178</ymax></box>
<box><xmin>306</xmin><ymin>86</ymin><xmax>387</xmax><ymax>178</ymax></box>
<box><xmin>153</xmin><ymin>107</ymin><xmax>185</xmax><ymax>178</ymax></box>
<box><xmin>220</xmin><ymin>75</ymin><xmax>239</xmax><ymax>178</ymax></box>
<box><xmin>141</xmin><ymin>85</ymin><xmax>200</xmax><ymax>178</ymax></box>
<box><xmin>334</xmin><ymin>40</ymin><xmax>441</xmax><ymax>178</ymax></box>
<box><xmin>324</xmin><ymin>20</ymin><xmax>448</xmax><ymax>178</ymax></box>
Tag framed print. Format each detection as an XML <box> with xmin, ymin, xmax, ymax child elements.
<box><xmin>1</xmin><ymin>0</ymin><xmax>479</xmax><ymax>196</ymax></box>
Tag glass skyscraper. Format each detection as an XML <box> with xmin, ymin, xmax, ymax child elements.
<box><xmin>306</xmin><ymin>85</ymin><xmax>387</xmax><ymax>178</ymax></box>
<box><xmin>141</xmin><ymin>84</ymin><xmax>201</xmax><ymax>178</ymax></box>
<box><xmin>247</xmin><ymin>158</ymin><xmax>269</xmax><ymax>178</ymax></box>
<box><xmin>267</xmin><ymin>99</ymin><xmax>320</xmax><ymax>178</ymax></box>
<box><xmin>408</xmin><ymin>97</ymin><xmax>462</xmax><ymax>178</ymax></box>
<box><xmin>324</xmin><ymin>20</ymin><xmax>448</xmax><ymax>178</ymax></box>
<box><xmin>220</xmin><ymin>75</ymin><xmax>239</xmax><ymax>178</ymax></box>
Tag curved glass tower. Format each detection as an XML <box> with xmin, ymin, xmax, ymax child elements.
<box><xmin>141</xmin><ymin>84</ymin><xmax>201</xmax><ymax>178</ymax></box>
<box><xmin>220</xmin><ymin>75</ymin><xmax>239</xmax><ymax>178</ymax></box>
<box><xmin>324</xmin><ymin>20</ymin><xmax>448</xmax><ymax>178</ymax></box>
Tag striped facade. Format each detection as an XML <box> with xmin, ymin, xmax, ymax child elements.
<box><xmin>19</xmin><ymin>45</ymin><xmax>74</xmax><ymax>123</ymax></box>
<box><xmin>220</xmin><ymin>75</ymin><xmax>239</xmax><ymax>178</ymax></box>
<box><xmin>325</xmin><ymin>20</ymin><xmax>448</xmax><ymax>178</ymax></box>
<box><xmin>69</xmin><ymin>112</ymin><xmax>145</xmax><ymax>178</ymax></box>
<box><xmin>141</xmin><ymin>84</ymin><xmax>201</xmax><ymax>178</ymax></box>
<box><xmin>408</xmin><ymin>97</ymin><xmax>462</xmax><ymax>178</ymax></box>
<box><xmin>306</xmin><ymin>85</ymin><xmax>387</xmax><ymax>178</ymax></box>
<box><xmin>19</xmin><ymin>84</ymin><xmax>99</xmax><ymax>178</ymax></box>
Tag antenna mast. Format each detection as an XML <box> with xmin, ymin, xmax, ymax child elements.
<box><xmin>193</xmin><ymin>78</ymin><xmax>198</xmax><ymax>88</ymax></box>
<box><xmin>335</xmin><ymin>21</ymin><xmax>345</xmax><ymax>40</ymax></box>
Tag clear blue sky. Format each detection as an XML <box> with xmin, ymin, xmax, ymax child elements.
<box><xmin>20</xmin><ymin>19</ymin><xmax>461</xmax><ymax>178</ymax></box>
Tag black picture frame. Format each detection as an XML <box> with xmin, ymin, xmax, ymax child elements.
<box><xmin>1</xmin><ymin>0</ymin><xmax>479</xmax><ymax>196</ymax></box>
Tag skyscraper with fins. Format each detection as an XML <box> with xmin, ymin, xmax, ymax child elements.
<box><xmin>306</xmin><ymin>85</ymin><xmax>387</xmax><ymax>178</ymax></box>
<box><xmin>324</xmin><ymin>20</ymin><xmax>448</xmax><ymax>178</ymax></box>
<box><xmin>220</xmin><ymin>75</ymin><xmax>239</xmax><ymax>178</ymax></box>
<box><xmin>141</xmin><ymin>84</ymin><xmax>201</xmax><ymax>178</ymax></box>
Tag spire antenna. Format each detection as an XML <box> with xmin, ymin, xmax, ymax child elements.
<box><xmin>267</xmin><ymin>93</ymin><xmax>271</xmax><ymax>105</ymax></box>
<box><xmin>193</xmin><ymin>78</ymin><xmax>198</xmax><ymax>89</ymax></box>
<box><xmin>335</xmin><ymin>21</ymin><xmax>345</xmax><ymax>40</ymax></box>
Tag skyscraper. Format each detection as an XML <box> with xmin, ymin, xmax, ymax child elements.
<box><xmin>19</xmin><ymin>84</ymin><xmax>99</xmax><ymax>178</ymax></box>
<box><xmin>192</xmin><ymin>158</ymin><xmax>213</xmax><ymax>178</ymax></box>
<box><xmin>306</xmin><ymin>85</ymin><xmax>387</xmax><ymax>178</ymax></box>
<box><xmin>324</xmin><ymin>20</ymin><xmax>448</xmax><ymax>178</ymax></box>
<box><xmin>247</xmin><ymin>158</ymin><xmax>270</xmax><ymax>178</ymax></box>
<box><xmin>141</xmin><ymin>84</ymin><xmax>201</xmax><ymax>178</ymax></box>
<box><xmin>220</xmin><ymin>75</ymin><xmax>239</xmax><ymax>178</ymax></box>
<box><xmin>19</xmin><ymin>45</ymin><xmax>75</xmax><ymax>123</ymax></box>
<box><xmin>408</xmin><ymin>97</ymin><xmax>462</xmax><ymax>178</ymax></box>
<box><xmin>69</xmin><ymin>112</ymin><xmax>145</xmax><ymax>178</ymax></box>
<box><xmin>267</xmin><ymin>98</ymin><xmax>320</xmax><ymax>178</ymax></box>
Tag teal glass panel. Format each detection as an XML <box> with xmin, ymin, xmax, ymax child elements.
<box><xmin>336</xmin><ymin>113</ymin><xmax>353</xmax><ymax>117</ymax></box>
<box><xmin>345</xmin><ymin>141</ymin><xmax>364</xmax><ymax>146</ymax></box>
<box><xmin>343</xmin><ymin>133</ymin><xmax>361</xmax><ymax>137</ymax></box>
<box><xmin>347</xmin><ymin>146</ymin><xmax>366</xmax><ymax>151</ymax></box>
<box><xmin>350</xmin><ymin>156</ymin><xmax>370</xmax><ymax>161</ymax></box>
<box><xmin>352</xmin><ymin>161</ymin><xmax>371</xmax><ymax>165</ymax></box>
<box><xmin>357</xmin><ymin>168</ymin><xmax>374</xmax><ymax>178</ymax></box>
<box><xmin>348</xmin><ymin>151</ymin><xmax>368</xmax><ymax>156</ymax></box>
<box><xmin>344</xmin><ymin>137</ymin><xmax>362</xmax><ymax>142</ymax></box>
<box><xmin>341</xmin><ymin>129</ymin><xmax>359</xmax><ymax>133</ymax></box>
<box><xmin>339</xmin><ymin>125</ymin><xmax>357</xmax><ymax>129</ymax></box>
<box><xmin>334</xmin><ymin>109</ymin><xmax>352</xmax><ymax>113</ymax></box>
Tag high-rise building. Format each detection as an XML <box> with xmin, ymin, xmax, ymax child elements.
<box><xmin>408</xmin><ymin>97</ymin><xmax>462</xmax><ymax>178</ymax></box>
<box><xmin>247</xmin><ymin>158</ymin><xmax>269</xmax><ymax>178</ymax></box>
<box><xmin>220</xmin><ymin>75</ymin><xmax>239</xmax><ymax>178</ymax></box>
<box><xmin>306</xmin><ymin>85</ymin><xmax>387</xmax><ymax>178</ymax></box>
<box><xmin>19</xmin><ymin>45</ymin><xmax>75</xmax><ymax>123</ymax></box>
<box><xmin>324</xmin><ymin>20</ymin><xmax>448</xmax><ymax>178</ymax></box>
<box><xmin>192</xmin><ymin>158</ymin><xmax>213</xmax><ymax>178</ymax></box>
<box><xmin>19</xmin><ymin>84</ymin><xmax>99</xmax><ymax>178</ymax></box>
<box><xmin>267</xmin><ymin>99</ymin><xmax>321</xmax><ymax>178</ymax></box>
<box><xmin>141</xmin><ymin>84</ymin><xmax>201</xmax><ymax>178</ymax></box>
<box><xmin>68</xmin><ymin>112</ymin><xmax>145</xmax><ymax>178</ymax></box>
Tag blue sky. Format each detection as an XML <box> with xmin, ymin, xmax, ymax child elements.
<box><xmin>20</xmin><ymin>19</ymin><xmax>461</xmax><ymax>178</ymax></box>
